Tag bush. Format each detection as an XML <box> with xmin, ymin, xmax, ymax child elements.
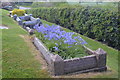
<box><xmin>12</xmin><ymin>9</ymin><xmax>25</xmax><ymax>16</ymax></box>
<box><xmin>26</xmin><ymin>6</ymin><xmax>119</xmax><ymax>50</ymax></box>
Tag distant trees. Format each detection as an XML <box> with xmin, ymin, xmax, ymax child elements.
<box><xmin>96</xmin><ymin>0</ymin><xmax>103</xmax><ymax>5</ymax></box>
<box><xmin>15</xmin><ymin>2</ymin><xmax>33</xmax><ymax>6</ymax></box>
<box><xmin>31</xmin><ymin>2</ymin><xmax>68</xmax><ymax>8</ymax></box>
<box><xmin>0</xmin><ymin>2</ymin><xmax>11</xmax><ymax>8</ymax></box>
<box><xmin>0</xmin><ymin>2</ymin><xmax>16</xmax><ymax>8</ymax></box>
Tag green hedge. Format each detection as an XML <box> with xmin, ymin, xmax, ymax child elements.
<box><xmin>26</xmin><ymin>7</ymin><xmax>119</xmax><ymax>50</ymax></box>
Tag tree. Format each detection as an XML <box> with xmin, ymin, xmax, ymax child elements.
<box><xmin>96</xmin><ymin>0</ymin><xmax>103</xmax><ymax>5</ymax></box>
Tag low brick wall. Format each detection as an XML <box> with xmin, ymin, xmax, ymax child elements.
<box><xmin>33</xmin><ymin>37</ymin><xmax>107</xmax><ymax>76</ymax></box>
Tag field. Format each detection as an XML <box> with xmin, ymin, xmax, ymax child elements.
<box><xmin>1</xmin><ymin>2</ymin><xmax>119</xmax><ymax>78</ymax></box>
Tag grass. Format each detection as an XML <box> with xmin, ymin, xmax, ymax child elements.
<box><xmin>0</xmin><ymin>29</ymin><xmax>2</xmax><ymax>79</ymax></box>
<box><xmin>1</xmin><ymin>9</ymin><xmax>50</xmax><ymax>78</ymax></box>
<box><xmin>41</xmin><ymin>19</ymin><xmax>119</xmax><ymax>78</ymax></box>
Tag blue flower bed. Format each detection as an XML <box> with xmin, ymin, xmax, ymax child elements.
<box><xmin>34</xmin><ymin>24</ymin><xmax>89</xmax><ymax>59</ymax></box>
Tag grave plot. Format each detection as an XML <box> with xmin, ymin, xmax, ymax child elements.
<box><xmin>33</xmin><ymin>24</ymin><xmax>107</xmax><ymax>75</ymax></box>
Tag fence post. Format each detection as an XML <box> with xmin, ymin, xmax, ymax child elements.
<box><xmin>50</xmin><ymin>54</ymin><xmax>64</xmax><ymax>75</ymax></box>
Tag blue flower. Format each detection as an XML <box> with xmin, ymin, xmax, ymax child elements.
<box><xmin>68</xmin><ymin>46</ymin><xmax>72</xmax><ymax>48</ymax></box>
<box><xmin>81</xmin><ymin>41</ymin><xmax>88</xmax><ymax>45</ymax></box>
<box><xmin>55</xmin><ymin>43</ymin><xmax>58</xmax><ymax>46</ymax></box>
<box><xmin>34</xmin><ymin>24</ymin><xmax>88</xmax><ymax>46</ymax></box>
<box><xmin>53</xmin><ymin>46</ymin><xmax>59</xmax><ymax>51</ymax></box>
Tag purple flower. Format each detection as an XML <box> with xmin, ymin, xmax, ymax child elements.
<box><xmin>81</xmin><ymin>41</ymin><xmax>88</xmax><ymax>45</ymax></box>
<box><xmin>55</xmin><ymin>43</ymin><xmax>58</xmax><ymax>46</ymax></box>
<box><xmin>53</xmin><ymin>46</ymin><xmax>59</xmax><ymax>51</ymax></box>
<box><xmin>68</xmin><ymin>46</ymin><xmax>72</xmax><ymax>48</ymax></box>
<box><xmin>34</xmin><ymin>24</ymin><xmax>88</xmax><ymax>46</ymax></box>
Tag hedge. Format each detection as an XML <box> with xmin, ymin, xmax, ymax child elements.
<box><xmin>26</xmin><ymin>7</ymin><xmax>119</xmax><ymax>50</ymax></box>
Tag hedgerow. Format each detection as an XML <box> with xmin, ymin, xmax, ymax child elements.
<box><xmin>26</xmin><ymin>7</ymin><xmax>119</xmax><ymax>50</ymax></box>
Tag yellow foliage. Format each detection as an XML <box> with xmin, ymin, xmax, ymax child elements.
<box><xmin>12</xmin><ymin>9</ymin><xmax>25</xmax><ymax>16</ymax></box>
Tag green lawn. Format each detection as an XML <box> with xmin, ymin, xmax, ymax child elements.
<box><xmin>1</xmin><ymin>9</ymin><xmax>50</xmax><ymax>78</ymax></box>
<box><xmin>41</xmin><ymin>19</ymin><xmax>119</xmax><ymax>78</ymax></box>
<box><xmin>0</xmin><ymin>20</ymin><xmax>2</xmax><ymax>79</ymax></box>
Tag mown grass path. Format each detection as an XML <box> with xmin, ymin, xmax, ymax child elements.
<box><xmin>1</xmin><ymin>9</ymin><xmax>50</xmax><ymax>78</ymax></box>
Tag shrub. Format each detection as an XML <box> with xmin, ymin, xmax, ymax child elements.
<box><xmin>12</xmin><ymin>9</ymin><xmax>25</xmax><ymax>16</ymax></box>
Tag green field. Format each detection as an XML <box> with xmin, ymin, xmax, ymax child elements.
<box><xmin>1</xmin><ymin>9</ymin><xmax>50</xmax><ymax>78</ymax></box>
<box><xmin>1</xmin><ymin>9</ymin><xmax>119</xmax><ymax>78</ymax></box>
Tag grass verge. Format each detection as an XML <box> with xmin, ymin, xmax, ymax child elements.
<box><xmin>1</xmin><ymin>9</ymin><xmax>50</xmax><ymax>78</ymax></box>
